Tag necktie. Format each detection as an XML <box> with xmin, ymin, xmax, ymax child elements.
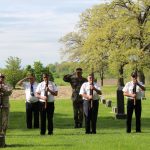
<box><xmin>30</xmin><ymin>84</ymin><xmax>34</xmax><ymax>96</ymax></box>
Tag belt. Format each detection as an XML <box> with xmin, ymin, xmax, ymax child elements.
<box><xmin>128</xmin><ymin>98</ymin><xmax>141</xmax><ymax>101</ymax></box>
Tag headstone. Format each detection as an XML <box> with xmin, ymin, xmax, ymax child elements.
<box><xmin>115</xmin><ymin>86</ymin><xmax>126</xmax><ymax>119</ymax></box>
<box><xmin>101</xmin><ymin>99</ymin><xmax>106</xmax><ymax>104</ymax></box>
<box><xmin>0</xmin><ymin>134</ymin><xmax>5</xmax><ymax>148</ymax></box>
<box><xmin>106</xmin><ymin>100</ymin><xmax>112</xmax><ymax>107</ymax></box>
<box><xmin>112</xmin><ymin>107</ymin><xmax>117</xmax><ymax>113</ymax></box>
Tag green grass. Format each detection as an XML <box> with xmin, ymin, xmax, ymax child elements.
<box><xmin>4</xmin><ymin>86</ymin><xmax>150</xmax><ymax>150</ymax></box>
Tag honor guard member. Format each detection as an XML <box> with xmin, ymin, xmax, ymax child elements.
<box><xmin>17</xmin><ymin>73</ymin><xmax>39</xmax><ymax>129</ymax></box>
<box><xmin>0</xmin><ymin>73</ymin><xmax>12</xmax><ymax>135</ymax></box>
<box><xmin>63</xmin><ymin>68</ymin><xmax>87</xmax><ymax>128</ymax></box>
<box><xmin>35</xmin><ymin>73</ymin><xmax>58</xmax><ymax>135</ymax></box>
<box><xmin>122</xmin><ymin>72</ymin><xmax>146</xmax><ymax>133</ymax></box>
<box><xmin>79</xmin><ymin>74</ymin><xmax>102</xmax><ymax>134</ymax></box>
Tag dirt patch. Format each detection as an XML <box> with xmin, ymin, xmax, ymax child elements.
<box><xmin>10</xmin><ymin>86</ymin><xmax>72</xmax><ymax>100</ymax></box>
<box><xmin>10</xmin><ymin>79</ymin><xmax>117</xmax><ymax>100</ymax></box>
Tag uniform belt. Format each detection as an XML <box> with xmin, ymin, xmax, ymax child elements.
<box><xmin>128</xmin><ymin>98</ymin><xmax>141</xmax><ymax>101</ymax></box>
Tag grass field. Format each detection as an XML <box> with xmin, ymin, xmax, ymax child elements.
<box><xmin>4</xmin><ymin>86</ymin><xmax>150</xmax><ymax>150</ymax></box>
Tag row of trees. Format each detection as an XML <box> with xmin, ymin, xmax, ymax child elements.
<box><xmin>59</xmin><ymin>0</ymin><xmax>150</xmax><ymax>86</ymax></box>
<box><xmin>0</xmin><ymin>56</ymin><xmax>53</xmax><ymax>88</ymax></box>
<box><xmin>0</xmin><ymin>56</ymin><xmax>81</xmax><ymax>89</ymax></box>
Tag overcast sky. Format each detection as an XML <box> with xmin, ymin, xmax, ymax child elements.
<box><xmin>0</xmin><ymin>0</ymin><xmax>109</xmax><ymax>68</ymax></box>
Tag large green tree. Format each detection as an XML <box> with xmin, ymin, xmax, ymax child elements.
<box><xmin>4</xmin><ymin>56</ymin><xmax>24</xmax><ymax>88</ymax></box>
<box><xmin>60</xmin><ymin>0</ymin><xmax>150</xmax><ymax>85</ymax></box>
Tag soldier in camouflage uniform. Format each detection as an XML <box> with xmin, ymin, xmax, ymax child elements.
<box><xmin>0</xmin><ymin>73</ymin><xmax>12</xmax><ymax>135</ymax></box>
<box><xmin>63</xmin><ymin>68</ymin><xmax>87</xmax><ymax>128</ymax></box>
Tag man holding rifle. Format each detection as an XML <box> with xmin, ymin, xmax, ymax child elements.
<box><xmin>36</xmin><ymin>73</ymin><xmax>58</xmax><ymax>135</ymax></box>
<box><xmin>80</xmin><ymin>74</ymin><xmax>102</xmax><ymax>134</ymax></box>
<box><xmin>122</xmin><ymin>72</ymin><xmax>146</xmax><ymax>133</ymax></box>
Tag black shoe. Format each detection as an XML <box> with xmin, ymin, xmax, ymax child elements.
<box><xmin>136</xmin><ymin>130</ymin><xmax>141</xmax><ymax>133</ymax></box>
<box><xmin>126</xmin><ymin>131</ymin><xmax>131</xmax><ymax>133</ymax></box>
<box><xmin>74</xmin><ymin>124</ymin><xmax>78</xmax><ymax>128</ymax></box>
<box><xmin>48</xmin><ymin>132</ymin><xmax>53</xmax><ymax>135</ymax></box>
<box><xmin>40</xmin><ymin>132</ymin><xmax>45</xmax><ymax>135</ymax></box>
<box><xmin>91</xmin><ymin>131</ymin><xmax>96</xmax><ymax>134</ymax></box>
<box><xmin>78</xmin><ymin>123</ymin><xmax>82</xmax><ymax>128</ymax></box>
<box><xmin>34</xmin><ymin>126</ymin><xmax>39</xmax><ymax>129</ymax></box>
<box><xmin>85</xmin><ymin>131</ymin><xmax>92</xmax><ymax>134</ymax></box>
<box><xmin>27</xmin><ymin>127</ymin><xmax>32</xmax><ymax>129</ymax></box>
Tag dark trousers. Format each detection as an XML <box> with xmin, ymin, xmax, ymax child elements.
<box><xmin>83</xmin><ymin>100</ymin><xmax>99</xmax><ymax>133</ymax></box>
<box><xmin>73</xmin><ymin>100</ymin><xmax>83</xmax><ymax>125</ymax></box>
<box><xmin>26</xmin><ymin>101</ymin><xmax>39</xmax><ymax>129</ymax></box>
<box><xmin>39</xmin><ymin>102</ymin><xmax>54</xmax><ymax>135</ymax></box>
<box><xmin>127</xmin><ymin>100</ymin><xmax>142</xmax><ymax>132</ymax></box>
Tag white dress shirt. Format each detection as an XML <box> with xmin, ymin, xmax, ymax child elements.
<box><xmin>36</xmin><ymin>81</ymin><xmax>58</xmax><ymax>102</ymax></box>
<box><xmin>122</xmin><ymin>81</ymin><xmax>144</xmax><ymax>100</ymax></box>
<box><xmin>22</xmin><ymin>82</ymin><xmax>39</xmax><ymax>103</ymax></box>
<box><xmin>79</xmin><ymin>82</ymin><xmax>101</xmax><ymax>100</ymax></box>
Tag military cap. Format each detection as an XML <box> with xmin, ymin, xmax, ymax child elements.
<box><xmin>42</xmin><ymin>73</ymin><xmax>49</xmax><ymax>78</ymax></box>
<box><xmin>0</xmin><ymin>73</ymin><xmax>5</xmax><ymax>78</ymax></box>
<box><xmin>131</xmin><ymin>72</ymin><xmax>138</xmax><ymax>78</ymax></box>
<box><xmin>76</xmin><ymin>68</ymin><xmax>82</xmax><ymax>72</ymax></box>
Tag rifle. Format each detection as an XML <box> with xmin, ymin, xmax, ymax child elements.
<box><xmin>44</xmin><ymin>79</ymin><xmax>48</xmax><ymax>109</ymax></box>
<box><xmin>90</xmin><ymin>68</ymin><xmax>94</xmax><ymax>108</ymax></box>
<box><xmin>133</xmin><ymin>83</ymin><xmax>136</xmax><ymax>106</ymax></box>
<box><xmin>0</xmin><ymin>82</ymin><xmax>4</xmax><ymax>134</ymax></box>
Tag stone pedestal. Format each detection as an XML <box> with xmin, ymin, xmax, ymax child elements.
<box><xmin>0</xmin><ymin>134</ymin><xmax>5</xmax><ymax>148</ymax></box>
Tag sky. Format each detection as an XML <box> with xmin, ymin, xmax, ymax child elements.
<box><xmin>0</xmin><ymin>0</ymin><xmax>109</xmax><ymax>68</ymax></box>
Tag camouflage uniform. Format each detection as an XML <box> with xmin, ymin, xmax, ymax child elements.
<box><xmin>0</xmin><ymin>84</ymin><xmax>12</xmax><ymax>135</ymax></box>
<box><xmin>63</xmin><ymin>73</ymin><xmax>87</xmax><ymax>128</ymax></box>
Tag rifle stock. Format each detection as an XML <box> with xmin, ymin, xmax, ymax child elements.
<box><xmin>90</xmin><ymin>68</ymin><xmax>94</xmax><ymax>108</ymax></box>
<box><xmin>133</xmin><ymin>83</ymin><xmax>136</xmax><ymax>106</ymax></box>
<box><xmin>44</xmin><ymin>80</ymin><xmax>48</xmax><ymax>109</ymax></box>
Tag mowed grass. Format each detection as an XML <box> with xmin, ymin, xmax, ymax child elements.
<box><xmin>5</xmin><ymin>85</ymin><xmax>150</xmax><ymax>150</ymax></box>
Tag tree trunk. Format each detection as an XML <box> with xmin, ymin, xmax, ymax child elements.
<box><xmin>118</xmin><ymin>65</ymin><xmax>124</xmax><ymax>87</ymax></box>
<box><xmin>138</xmin><ymin>69</ymin><xmax>145</xmax><ymax>84</ymax></box>
<box><xmin>99</xmin><ymin>69</ymin><xmax>104</xmax><ymax>86</ymax></box>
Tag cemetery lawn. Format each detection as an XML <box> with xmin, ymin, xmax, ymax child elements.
<box><xmin>5</xmin><ymin>86</ymin><xmax>150</xmax><ymax>150</ymax></box>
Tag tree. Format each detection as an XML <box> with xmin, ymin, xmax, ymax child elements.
<box><xmin>4</xmin><ymin>56</ymin><xmax>23</xmax><ymax>89</ymax></box>
<box><xmin>59</xmin><ymin>0</ymin><xmax>150</xmax><ymax>85</ymax></box>
<box><xmin>112</xmin><ymin>0</ymin><xmax>150</xmax><ymax>83</ymax></box>
<box><xmin>33</xmin><ymin>61</ymin><xmax>54</xmax><ymax>82</ymax></box>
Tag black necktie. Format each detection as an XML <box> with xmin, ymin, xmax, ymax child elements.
<box><xmin>30</xmin><ymin>84</ymin><xmax>34</xmax><ymax>96</ymax></box>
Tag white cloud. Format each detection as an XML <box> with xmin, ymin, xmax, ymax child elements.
<box><xmin>0</xmin><ymin>0</ymin><xmax>107</xmax><ymax>68</ymax></box>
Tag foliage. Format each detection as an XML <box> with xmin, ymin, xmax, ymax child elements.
<box><xmin>59</xmin><ymin>0</ymin><xmax>150</xmax><ymax>84</ymax></box>
<box><xmin>3</xmin><ymin>56</ymin><xmax>24</xmax><ymax>88</ymax></box>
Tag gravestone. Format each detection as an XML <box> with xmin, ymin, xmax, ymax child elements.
<box><xmin>106</xmin><ymin>100</ymin><xmax>112</xmax><ymax>107</ymax></box>
<box><xmin>115</xmin><ymin>86</ymin><xmax>126</xmax><ymax>119</ymax></box>
<box><xmin>112</xmin><ymin>107</ymin><xmax>117</xmax><ymax>113</ymax></box>
<box><xmin>101</xmin><ymin>99</ymin><xmax>106</xmax><ymax>104</ymax></box>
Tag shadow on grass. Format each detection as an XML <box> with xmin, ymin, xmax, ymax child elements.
<box><xmin>6</xmin><ymin>143</ymin><xmax>73</xmax><ymax>148</ymax></box>
<box><xmin>9</xmin><ymin>111</ymin><xmax>150</xmax><ymax>131</ymax></box>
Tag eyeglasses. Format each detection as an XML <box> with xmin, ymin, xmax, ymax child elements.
<box><xmin>132</xmin><ymin>76</ymin><xmax>137</xmax><ymax>78</ymax></box>
<box><xmin>0</xmin><ymin>76</ymin><xmax>5</xmax><ymax>78</ymax></box>
<box><xmin>43</xmin><ymin>76</ymin><xmax>48</xmax><ymax>78</ymax></box>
